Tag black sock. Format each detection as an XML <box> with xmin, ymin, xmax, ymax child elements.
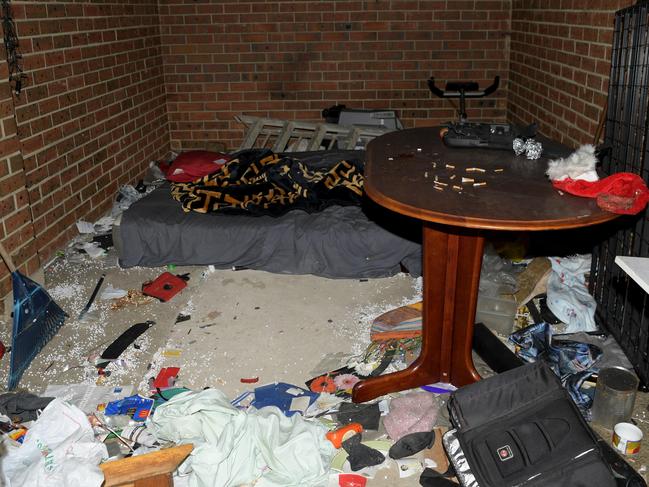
<box><xmin>341</xmin><ymin>433</ymin><xmax>385</xmax><ymax>471</ymax></box>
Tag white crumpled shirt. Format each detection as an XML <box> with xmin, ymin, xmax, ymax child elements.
<box><xmin>148</xmin><ymin>388</ymin><xmax>335</xmax><ymax>487</ymax></box>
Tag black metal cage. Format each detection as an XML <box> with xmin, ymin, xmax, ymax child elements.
<box><xmin>590</xmin><ymin>1</ymin><xmax>649</xmax><ymax>384</ymax></box>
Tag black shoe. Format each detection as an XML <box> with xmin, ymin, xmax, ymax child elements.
<box><xmin>389</xmin><ymin>430</ymin><xmax>436</xmax><ymax>459</ymax></box>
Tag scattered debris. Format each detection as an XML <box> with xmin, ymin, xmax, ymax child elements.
<box><xmin>175</xmin><ymin>313</ymin><xmax>191</xmax><ymax>324</ymax></box>
<box><xmin>111</xmin><ymin>290</ymin><xmax>155</xmax><ymax>309</ymax></box>
<box><xmin>100</xmin><ymin>284</ymin><xmax>128</xmax><ymax>301</ymax></box>
<box><xmin>142</xmin><ymin>272</ymin><xmax>189</xmax><ymax>302</ymax></box>
<box><xmin>163</xmin><ymin>349</ymin><xmax>182</xmax><ymax>358</ymax></box>
<box><xmin>151</xmin><ymin>367</ymin><xmax>180</xmax><ymax>392</ymax></box>
<box><xmin>240</xmin><ymin>377</ymin><xmax>260</xmax><ymax>384</ymax></box>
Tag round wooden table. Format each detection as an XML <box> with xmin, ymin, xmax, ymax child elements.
<box><xmin>352</xmin><ymin>127</ymin><xmax>618</xmax><ymax>403</ymax></box>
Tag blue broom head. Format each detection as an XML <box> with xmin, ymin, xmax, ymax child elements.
<box><xmin>9</xmin><ymin>271</ymin><xmax>68</xmax><ymax>390</ymax></box>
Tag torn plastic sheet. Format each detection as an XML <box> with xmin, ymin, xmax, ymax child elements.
<box><xmin>0</xmin><ymin>399</ymin><xmax>107</xmax><ymax>487</ymax></box>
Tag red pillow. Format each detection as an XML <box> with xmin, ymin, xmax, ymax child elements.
<box><xmin>165</xmin><ymin>150</ymin><xmax>230</xmax><ymax>182</ymax></box>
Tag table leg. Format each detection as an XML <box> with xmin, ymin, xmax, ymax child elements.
<box><xmin>352</xmin><ymin>222</ymin><xmax>484</xmax><ymax>403</ymax></box>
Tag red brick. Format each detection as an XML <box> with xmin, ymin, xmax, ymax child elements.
<box><xmin>0</xmin><ymin>1</ymin><xmax>629</xmax><ymax>305</ymax></box>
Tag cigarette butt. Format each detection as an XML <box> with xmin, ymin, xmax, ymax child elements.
<box><xmin>433</xmin><ymin>185</ymin><xmax>444</xmax><ymax>191</ymax></box>
<box><xmin>446</xmin><ymin>164</ymin><xmax>455</xmax><ymax>169</ymax></box>
<box><xmin>473</xmin><ymin>182</ymin><xmax>487</xmax><ymax>187</ymax></box>
<box><xmin>466</xmin><ymin>167</ymin><xmax>486</xmax><ymax>173</ymax></box>
<box><xmin>452</xmin><ymin>185</ymin><xmax>462</xmax><ymax>191</ymax></box>
<box><xmin>432</xmin><ymin>162</ymin><xmax>437</xmax><ymax>168</ymax></box>
<box><xmin>461</xmin><ymin>177</ymin><xmax>474</xmax><ymax>183</ymax></box>
<box><xmin>449</xmin><ymin>175</ymin><xmax>456</xmax><ymax>180</ymax></box>
<box><xmin>434</xmin><ymin>181</ymin><xmax>448</xmax><ymax>187</ymax></box>
<box><xmin>434</xmin><ymin>175</ymin><xmax>439</xmax><ymax>182</ymax></box>
<box><xmin>494</xmin><ymin>168</ymin><xmax>504</xmax><ymax>172</ymax></box>
<box><xmin>424</xmin><ymin>171</ymin><xmax>428</xmax><ymax>178</ymax></box>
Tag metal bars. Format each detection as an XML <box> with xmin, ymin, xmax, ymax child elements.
<box><xmin>591</xmin><ymin>1</ymin><xmax>649</xmax><ymax>385</ymax></box>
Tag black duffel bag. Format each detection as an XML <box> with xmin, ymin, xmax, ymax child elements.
<box><xmin>445</xmin><ymin>362</ymin><xmax>618</xmax><ymax>487</ymax></box>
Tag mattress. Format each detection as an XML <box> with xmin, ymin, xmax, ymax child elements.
<box><xmin>116</xmin><ymin>151</ymin><xmax>422</xmax><ymax>278</ymax></box>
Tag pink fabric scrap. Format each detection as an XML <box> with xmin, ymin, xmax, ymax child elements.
<box><xmin>383</xmin><ymin>391</ymin><xmax>440</xmax><ymax>442</ymax></box>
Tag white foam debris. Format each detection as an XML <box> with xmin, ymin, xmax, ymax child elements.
<box><xmin>48</xmin><ymin>283</ymin><xmax>85</xmax><ymax>301</ymax></box>
<box><xmin>0</xmin><ymin>241</ymin><xmax>423</xmax><ymax>406</ymax></box>
<box><xmin>331</xmin><ymin>273</ymin><xmax>423</xmax><ymax>357</ymax></box>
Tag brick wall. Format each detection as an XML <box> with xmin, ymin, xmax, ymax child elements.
<box><xmin>0</xmin><ymin>59</ymin><xmax>37</xmax><ymax>307</ymax></box>
<box><xmin>0</xmin><ymin>0</ymin><xmax>639</xmax><ymax>309</ymax></box>
<box><xmin>159</xmin><ymin>0</ymin><xmax>512</xmax><ymax>151</ymax></box>
<box><xmin>508</xmin><ymin>0</ymin><xmax>633</xmax><ymax>147</ymax></box>
<box><xmin>0</xmin><ymin>75</ymin><xmax>40</xmax><ymax>314</ymax></box>
<box><xmin>10</xmin><ymin>1</ymin><xmax>169</xmax><ymax>265</ymax></box>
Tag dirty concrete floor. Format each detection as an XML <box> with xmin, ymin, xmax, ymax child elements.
<box><xmin>1</xmin><ymin>249</ymin><xmax>649</xmax><ymax>485</ymax></box>
<box><xmin>0</xmin><ymin>249</ymin><xmax>433</xmax><ymax>486</ymax></box>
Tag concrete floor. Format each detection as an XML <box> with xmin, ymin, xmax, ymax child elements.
<box><xmin>0</xmin><ymin>249</ymin><xmax>434</xmax><ymax>486</ymax></box>
<box><xmin>2</xmin><ymin>248</ymin><xmax>649</xmax><ymax>485</ymax></box>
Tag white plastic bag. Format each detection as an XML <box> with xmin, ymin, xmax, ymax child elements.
<box><xmin>546</xmin><ymin>254</ymin><xmax>597</xmax><ymax>333</ymax></box>
<box><xmin>1</xmin><ymin>399</ymin><xmax>107</xmax><ymax>487</ymax></box>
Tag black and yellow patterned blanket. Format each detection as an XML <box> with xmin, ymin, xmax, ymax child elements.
<box><xmin>171</xmin><ymin>149</ymin><xmax>364</xmax><ymax>216</ymax></box>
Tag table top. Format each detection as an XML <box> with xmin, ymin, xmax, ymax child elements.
<box><xmin>365</xmin><ymin>127</ymin><xmax>619</xmax><ymax>231</ymax></box>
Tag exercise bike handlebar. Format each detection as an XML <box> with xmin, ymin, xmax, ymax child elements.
<box><xmin>427</xmin><ymin>76</ymin><xmax>500</xmax><ymax>99</ymax></box>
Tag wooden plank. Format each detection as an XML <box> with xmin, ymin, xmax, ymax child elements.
<box><xmin>236</xmin><ymin>115</ymin><xmax>394</xmax><ymax>151</ymax></box>
<box><xmin>342</xmin><ymin>127</ymin><xmax>361</xmax><ymax>150</ymax></box>
<box><xmin>238</xmin><ymin>117</ymin><xmax>264</xmax><ymax>150</ymax></box>
<box><xmin>135</xmin><ymin>474</ymin><xmax>173</xmax><ymax>487</ymax></box>
<box><xmin>101</xmin><ymin>444</ymin><xmax>193</xmax><ymax>487</ymax></box>
<box><xmin>272</xmin><ymin>121</ymin><xmax>295</xmax><ymax>152</ymax></box>
<box><xmin>306</xmin><ymin>124</ymin><xmax>328</xmax><ymax>151</ymax></box>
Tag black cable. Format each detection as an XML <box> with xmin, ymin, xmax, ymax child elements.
<box><xmin>156</xmin><ymin>387</ymin><xmax>170</xmax><ymax>402</ymax></box>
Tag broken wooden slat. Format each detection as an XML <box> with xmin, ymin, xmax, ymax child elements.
<box><xmin>306</xmin><ymin>123</ymin><xmax>328</xmax><ymax>151</ymax></box>
<box><xmin>236</xmin><ymin>115</ymin><xmax>393</xmax><ymax>151</ymax></box>
<box><xmin>342</xmin><ymin>127</ymin><xmax>362</xmax><ymax>150</ymax></box>
<box><xmin>272</xmin><ymin>121</ymin><xmax>295</xmax><ymax>152</ymax></box>
<box><xmin>237</xmin><ymin>117</ymin><xmax>264</xmax><ymax>151</ymax></box>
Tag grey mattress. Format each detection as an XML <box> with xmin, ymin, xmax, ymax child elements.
<box><xmin>117</xmin><ymin>152</ymin><xmax>422</xmax><ymax>278</ymax></box>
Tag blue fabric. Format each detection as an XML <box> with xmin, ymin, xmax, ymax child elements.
<box><xmin>252</xmin><ymin>382</ymin><xmax>319</xmax><ymax>417</ymax></box>
<box><xmin>509</xmin><ymin>323</ymin><xmax>602</xmax><ymax>412</ymax></box>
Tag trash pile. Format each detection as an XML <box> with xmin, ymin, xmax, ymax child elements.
<box><xmin>1</xmin><ymin>155</ymin><xmax>648</xmax><ymax>486</ymax></box>
<box><xmin>0</xmin><ymin>364</ymin><xmax>458</xmax><ymax>486</ymax></box>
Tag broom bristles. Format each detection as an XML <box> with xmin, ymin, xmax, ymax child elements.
<box><xmin>8</xmin><ymin>272</ymin><xmax>68</xmax><ymax>390</ymax></box>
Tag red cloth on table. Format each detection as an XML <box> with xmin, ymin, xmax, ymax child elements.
<box><xmin>552</xmin><ymin>172</ymin><xmax>649</xmax><ymax>215</ymax></box>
